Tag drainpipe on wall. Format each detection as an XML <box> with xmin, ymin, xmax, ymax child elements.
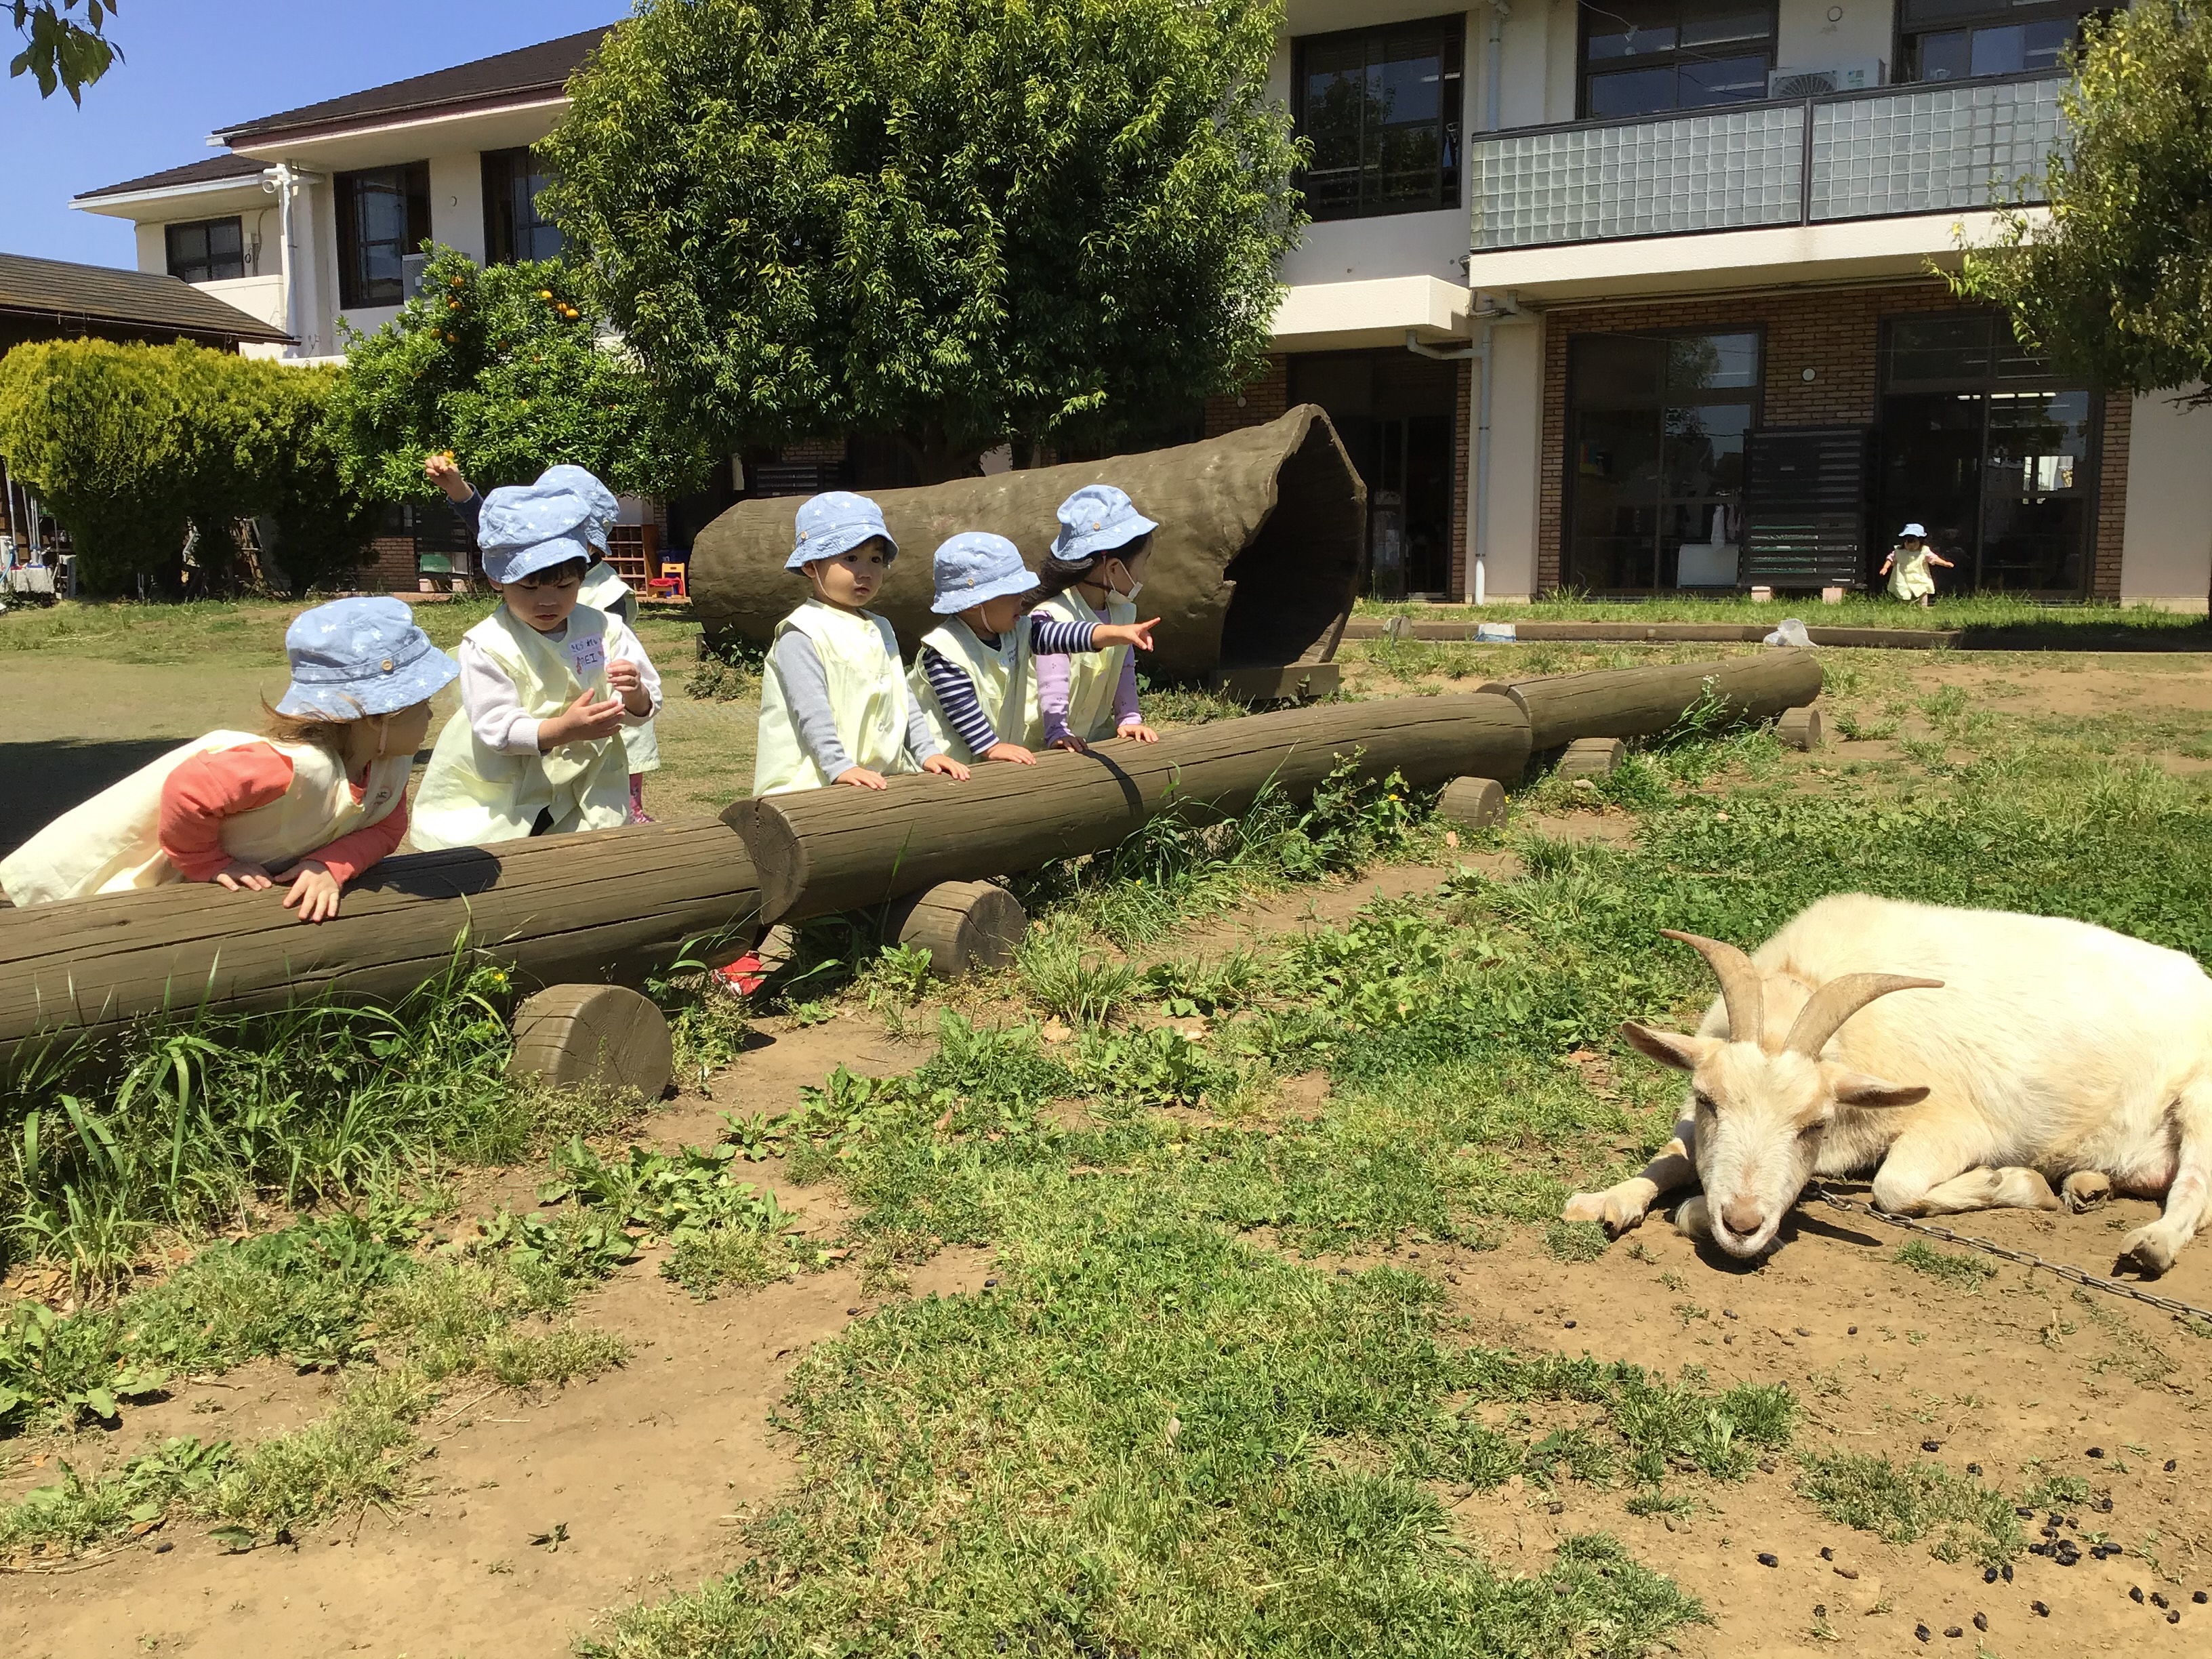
<box><xmin>270</xmin><ymin>163</ymin><xmax>300</xmax><ymax>356</ymax></box>
<box><xmin>1469</xmin><ymin>1</ymin><xmax>1512</xmax><ymax>605</ymax></box>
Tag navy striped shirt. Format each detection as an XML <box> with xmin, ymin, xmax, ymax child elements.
<box><xmin>922</xmin><ymin>615</ymin><xmax>1098</xmax><ymax>754</ymax></box>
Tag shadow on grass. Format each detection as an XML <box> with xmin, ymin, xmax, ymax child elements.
<box><xmin>0</xmin><ymin>738</ymin><xmax>180</xmax><ymax>857</ymax></box>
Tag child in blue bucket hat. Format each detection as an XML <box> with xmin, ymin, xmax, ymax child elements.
<box><xmin>412</xmin><ymin>467</ymin><xmax>663</xmax><ymax>848</ymax></box>
<box><xmin>756</xmin><ymin>491</ymin><xmax>970</xmax><ymax>796</ymax></box>
<box><xmin>0</xmin><ymin>598</ymin><xmax>457</xmax><ymax>919</ymax></box>
<box><xmin>427</xmin><ymin>455</ymin><xmax>662</xmax><ymax>821</ymax></box>
<box><xmin>907</xmin><ymin>530</ymin><xmax>1159</xmax><ymax>766</ymax></box>
<box><xmin>1029</xmin><ymin>484</ymin><xmax>1162</xmax><ymax>751</ymax></box>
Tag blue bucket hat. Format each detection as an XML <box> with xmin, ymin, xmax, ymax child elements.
<box><xmin>1051</xmin><ymin>484</ymin><xmax>1158</xmax><ymax>565</ymax></box>
<box><xmin>273</xmin><ymin>596</ymin><xmax>459</xmax><ymax>720</ymax></box>
<box><xmin>477</xmin><ymin>468</ymin><xmax>617</xmax><ymax>585</ymax></box>
<box><xmin>533</xmin><ymin>464</ymin><xmax>619</xmax><ymax>555</ymax></box>
<box><xmin>930</xmin><ymin>531</ymin><xmax>1038</xmax><ymax>615</ymax></box>
<box><xmin>789</xmin><ymin>491</ymin><xmax>898</xmax><ymax>572</ymax></box>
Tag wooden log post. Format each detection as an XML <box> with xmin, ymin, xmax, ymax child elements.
<box><xmin>1482</xmin><ymin>649</ymin><xmax>1824</xmax><ymax>752</ymax></box>
<box><xmin>1777</xmin><ymin>704</ymin><xmax>1824</xmax><ymax>750</ymax></box>
<box><xmin>1436</xmin><ymin>777</ymin><xmax>1507</xmax><ymax>832</ymax></box>
<box><xmin>509</xmin><ymin>983</ymin><xmax>674</xmax><ymax>1101</ymax></box>
<box><xmin>726</xmin><ymin>691</ymin><xmax>1532</xmax><ymax>924</ymax></box>
<box><xmin>884</xmin><ymin>881</ymin><xmax>1027</xmax><ymax>979</ymax></box>
<box><xmin>0</xmin><ymin>821</ymin><xmax>764</xmax><ymax>1056</ymax></box>
<box><xmin>1557</xmin><ymin>737</ymin><xmax>1626</xmax><ymax>780</ymax></box>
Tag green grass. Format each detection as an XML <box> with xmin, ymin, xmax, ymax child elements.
<box><xmin>1795</xmin><ymin>1452</ymin><xmax>2029</xmax><ymax>1570</ymax></box>
<box><xmin>1893</xmin><ymin>1239</ymin><xmax>2001</xmax><ymax>1288</ymax></box>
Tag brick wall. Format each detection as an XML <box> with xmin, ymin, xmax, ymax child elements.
<box><xmin>1204</xmin><ymin>355</ymin><xmax>1288</xmax><ymax>437</ymax></box>
<box><xmin>1535</xmin><ymin>279</ymin><xmax>2133</xmax><ymax>596</ymax></box>
<box><xmin>356</xmin><ymin>535</ymin><xmax>417</xmax><ymax>592</ymax></box>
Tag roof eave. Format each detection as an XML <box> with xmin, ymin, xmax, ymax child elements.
<box><xmin>71</xmin><ymin>170</ymin><xmax>278</xmax><ymax>214</ymax></box>
<box><xmin>214</xmin><ymin>85</ymin><xmax>573</xmax><ymax>151</ymax></box>
<box><xmin>0</xmin><ymin>302</ymin><xmax>292</xmax><ymax>344</ymax></box>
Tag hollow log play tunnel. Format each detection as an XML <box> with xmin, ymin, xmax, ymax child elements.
<box><xmin>0</xmin><ymin>651</ymin><xmax>1822</xmax><ymax>1060</ymax></box>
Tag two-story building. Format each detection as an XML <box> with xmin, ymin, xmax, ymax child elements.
<box><xmin>70</xmin><ymin>7</ymin><xmax>2212</xmax><ymax>606</ymax></box>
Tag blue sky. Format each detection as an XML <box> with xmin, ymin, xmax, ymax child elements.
<box><xmin>0</xmin><ymin>2</ymin><xmax>621</xmax><ymax>267</ymax></box>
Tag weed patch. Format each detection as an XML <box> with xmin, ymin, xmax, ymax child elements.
<box><xmin>1893</xmin><ymin>1240</ymin><xmax>1999</xmax><ymax>1288</ymax></box>
<box><xmin>1795</xmin><ymin>1452</ymin><xmax>2027</xmax><ymax>1568</ymax></box>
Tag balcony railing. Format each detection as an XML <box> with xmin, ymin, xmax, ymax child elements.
<box><xmin>1471</xmin><ymin>72</ymin><xmax>2064</xmax><ymax>252</ymax></box>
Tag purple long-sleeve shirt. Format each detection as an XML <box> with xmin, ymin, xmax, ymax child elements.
<box><xmin>1035</xmin><ymin>649</ymin><xmax>1142</xmax><ymax>746</ymax></box>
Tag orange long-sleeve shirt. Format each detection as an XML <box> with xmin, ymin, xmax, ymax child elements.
<box><xmin>157</xmin><ymin>742</ymin><xmax>410</xmax><ymax>884</ymax></box>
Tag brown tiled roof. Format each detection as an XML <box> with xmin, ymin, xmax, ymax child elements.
<box><xmin>0</xmin><ymin>253</ymin><xmax>291</xmax><ymax>343</ymax></box>
<box><xmin>75</xmin><ymin>153</ymin><xmax>270</xmax><ymax>202</ymax></box>
<box><xmin>213</xmin><ymin>27</ymin><xmax>610</xmax><ymax>145</ymax></box>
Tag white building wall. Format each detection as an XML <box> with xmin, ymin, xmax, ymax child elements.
<box><xmin>1481</xmin><ymin>316</ymin><xmax>1544</xmax><ymax>599</ymax></box>
<box><xmin>428</xmin><ymin>151</ymin><xmax>487</xmax><ymax>264</ymax></box>
<box><xmin>2119</xmin><ymin>392</ymin><xmax>2212</xmax><ymax>611</ymax></box>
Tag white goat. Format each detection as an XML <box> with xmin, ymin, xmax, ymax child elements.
<box><xmin>1563</xmin><ymin>893</ymin><xmax>2212</xmax><ymax>1275</ymax></box>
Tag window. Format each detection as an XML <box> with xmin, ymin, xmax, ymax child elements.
<box><xmin>165</xmin><ymin>218</ymin><xmax>245</xmax><ymax>284</ymax></box>
<box><xmin>1580</xmin><ymin>0</ymin><xmax>1776</xmax><ymax>119</ymax></box>
<box><xmin>1294</xmin><ymin>16</ymin><xmax>1463</xmax><ymax>221</ymax></box>
<box><xmin>482</xmin><ymin>147</ymin><xmax>565</xmax><ymax>264</ymax></box>
<box><xmin>1288</xmin><ymin>351</ymin><xmax>1459</xmax><ymax>597</ymax></box>
<box><xmin>1898</xmin><ymin>0</ymin><xmax>2101</xmax><ymax>83</ymax></box>
<box><xmin>1565</xmin><ymin>329</ymin><xmax>1761</xmax><ymax>591</ymax></box>
<box><xmin>335</xmin><ymin>162</ymin><xmax>431</xmax><ymax>310</ymax></box>
<box><xmin>1878</xmin><ymin>312</ymin><xmax>2093</xmax><ymax>594</ymax></box>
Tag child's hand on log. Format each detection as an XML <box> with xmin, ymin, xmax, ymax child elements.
<box><xmin>1115</xmin><ymin>722</ymin><xmax>1160</xmax><ymax>743</ymax></box>
<box><xmin>540</xmin><ymin>689</ymin><xmax>626</xmax><ymax>749</ymax></box>
<box><xmin>209</xmin><ymin>859</ymin><xmax>274</xmax><ymax>892</ymax></box>
<box><xmin>835</xmin><ymin>766</ymin><xmax>890</xmax><ymax>790</ymax></box>
<box><xmin>984</xmin><ymin>742</ymin><xmax>1038</xmax><ymax>765</ymax></box>
<box><xmin>1048</xmin><ymin>733</ymin><xmax>1090</xmax><ymax>754</ymax></box>
<box><xmin>921</xmin><ymin>754</ymin><xmax>971</xmax><ymax>781</ymax></box>
<box><xmin>607</xmin><ymin>657</ymin><xmax>651</xmax><ymax>716</ymax></box>
<box><xmin>1096</xmin><ymin>618</ymin><xmax>1160</xmax><ymax>652</ymax></box>
<box><xmin>279</xmin><ymin>861</ymin><xmax>344</xmax><ymax>923</ymax></box>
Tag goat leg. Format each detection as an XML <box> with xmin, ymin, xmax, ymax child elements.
<box><xmin>2118</xmin><ymin>1082</ymin><xmax>2212</xmax><ymax>1277</ymax></box>
<box><xmin>1563</xmin><ymin>1116</ymin><xmax>1696</xmax><ymax>1235</ymax></box>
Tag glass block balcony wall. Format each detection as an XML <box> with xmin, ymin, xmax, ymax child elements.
<box><xmin>1471</xmin><ymin>73</ymin><xmax>2061</xmax><ymax>251</ymax></box>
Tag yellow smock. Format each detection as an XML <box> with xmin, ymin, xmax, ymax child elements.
<box><xmin>411</xmin><ymin>607</ymin><xmax>631</xmax><ymax>848</ymax></box>
<box><xmin>1888</xmin><ymin>547</ymin><xmax>1938</xmax><ymax>601</ymax></box>
<box><xmin>1036</xmin><ymin>586</ymin><xmax>1136</xmax><ymax>743</ymax></box>
<box><xmin>0</xmin><ymin>733</ymin><xmax>411</xmax><ymax>907</ymax></box>
<box><xmin>754</xmin><ymin>600</ymin><xmax>915</xmax><ymax>796</ymax></box>
<box><xmin>577</xmin><ymin>561</ymin><xmax>659</xmax><ymax>775</ymax></box>
<box><xmin>907</xmin><ymin>616</ymin><xmax>1040</xmax><ymax>763</ymax></box>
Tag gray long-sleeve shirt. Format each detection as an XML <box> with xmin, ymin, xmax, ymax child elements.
<box><xmin>767</xmin><ymin>630</ymin><xmax>940</xmax><ymax>779</ymax></box>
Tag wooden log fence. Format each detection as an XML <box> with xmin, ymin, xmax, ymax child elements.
<box><xmin>0</xmin><ymin>653</ymin><xmax>1819</xmax><ymax>1058</ymax></box>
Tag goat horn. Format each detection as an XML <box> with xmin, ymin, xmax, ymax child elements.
<box><xmin>1784</xmin><ymin>973</ymin><xmax>1944</xmax><ymax>1057</ymax></box>
<box><xmin>1660</xmin><ymin>929</ymin><xmax>1763</xmax><ymax>1045</ymax></box>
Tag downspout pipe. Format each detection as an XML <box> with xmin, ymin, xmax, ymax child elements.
<box><xmin>1472</xmin><ymin>1</ymin><xmax>1512</xmax><ymax>605</ymax></box>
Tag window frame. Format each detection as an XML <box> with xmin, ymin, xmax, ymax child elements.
<box><xmin>481</xmin><ymin>146</ymin><xmax>565</xmax><ymax>266</ymax></box>
<box><xmin>1291</xmin><ymin>12</ymin><xmax>1467</xmax><ymax>223</ymax></box>
<box><xmin>1562</xmin><ymin>324</ymin><xmax>1767</xmax><ymax>594</ymax></box>
<box><xmin>1893</xmin><ymin>0</ymin><xmax>2106</xmax><ymax>85</ymax></box>
<box><xmin>335</xmin><ymin>161</ymin><xmax>432</xmax><ymax>311</ymax></box>
<box><xmin>1576</xmin><ymin>0</ymin><xmax>1780</xmax><ymax>121</ymax></box>
<box><xmin>164</xmin><ymin>216</ymin><xmax>247</xmax><ymax>285</ymax></box>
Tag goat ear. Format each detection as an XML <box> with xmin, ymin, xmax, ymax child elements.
<box><xmin>1620</xmin><ymin>1021</ymin><xmax>1717</xmax><ymax>1073</ymax></box>
<box><xmin>1830</xmin><ymin>1072</ymin><xmax>1931</xmax><ymax>1109</ymax></box>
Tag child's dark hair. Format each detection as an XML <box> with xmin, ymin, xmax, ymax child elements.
<box><xmin>1022</xmin><ymin>532</ymin><xmax>1153</xmax><ymax>611</ymax></box>
<box><xmin>511</xmin><ymin>557</ymin><xmax>590</xmax><ymax>587</ymax></box>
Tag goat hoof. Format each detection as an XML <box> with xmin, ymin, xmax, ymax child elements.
<box><xmin>1561</xmin><ymin>1192</ymin><xmax>1607</xmax><ymax>1225</ymax></box>
<box><xmin>2061</xmin><ymin>1171</ymin><xmax>2112</xmax><ymax>1214</ymax></box>
<box><xmin>1673</xmin><ymin>1195</ymin><xmax>1712</xmax><ymax>1240</ymax></box>
<box><xmin>2116</xmin><ymin>1226</ymin><xmax>2176</xmax><ymax>1278</ymax></box>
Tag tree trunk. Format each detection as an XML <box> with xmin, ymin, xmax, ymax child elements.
<box><xmin>1481</xmin><ymin>650</ymin><xmax>1824</xmax><ymax>752</ymax></box>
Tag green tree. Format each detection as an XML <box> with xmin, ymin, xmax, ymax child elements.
<box><xmin>0</xmin><ymin>340</ymin><xmax>373</xmax><ymax>595</ymax></box>
<box><xmin>322</xmin><ymin>245</ymin><xmax>713</xmax><ymax>503</ymax></box>
<box><xmin>9</xmin><ymin>0</ymin><xmax>119</xmax><ymax>103</ymax></box>
<box><xmin>540</xmin><ymin>0</ymin><xmax>1305</xmax><ymax>480</ymax></box>
<box><xmin>1954</xmin><ymin>1</ymin><xmax>2212</xmax><ymax>406</ymax></box>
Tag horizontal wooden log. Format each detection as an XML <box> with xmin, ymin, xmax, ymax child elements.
<box><xmin>1557</xmin><ymin>737</ymin><xmax>1625</xmax><ymax>779</ymax></box>
<box><xmin>693</xmin><ymin>406</ymin><xmax>1366</xmax><ymax>681</ymax></box>
<box><xmin>0</xmin><ymin>821</ymin><xmax>764</xmax><ymax>1054</ymax></box>
<box><xmin>1778</xmin><ymin>704</ymin><xmax>1824</xmax><ymax>751</ymax></box>
<box><xmin>726</xmin><ymin>692</ymin><xmax>1532</xmax><ymax>924</ymax></box>
<box><xmin>886</xmin><ymin>881</ymin><xmax>1027</xmax><ymax>979</ymax></box>
<box><xmin>1343</xmin><ymin>618</ymin><xmax>1971</xmax><ymax>651</ymax></box>
<box><xmin>1483</xmin><ymin>649</ymin><xmax>1823</xmax><ymax>752</ymax></box>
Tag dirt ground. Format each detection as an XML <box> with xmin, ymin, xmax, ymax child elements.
<box><xmin>4</xmin><ymin>640</ymin><xmax>2210</xmax><ymax>1654</ymax></box>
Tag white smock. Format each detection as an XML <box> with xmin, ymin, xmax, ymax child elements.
<box><xmin>577</xmin><ymin>562</ymin><xmax>659</xmax><ymax>775</ymax></box>
<box><xmin>1887</xmin><ymin>547</ymin><xmax>1938</xmax><ymax>602</ymax></box>
<box><xmin>0</xmin><ymin>733</ymin><xmax>411</xmax><ymax>907</ymax></box>
<box><xmin>907</xmin><ymin>617</ymin><xmax>1041</xmax><ymax>763</ymax></box>
<box><xmin>754</xmin><ymin>600</ymin><xmax>915</xmax><ymax>796</ymax></box>
<box><xmin>411</xmin><ymin>607</ymin><xmax>632</xmax><ymax>848</ymax></box>
<box><xmin>1036</xmin><ymin>587</ymin><xmax>1136</xmax><ymax>743</ymax></box>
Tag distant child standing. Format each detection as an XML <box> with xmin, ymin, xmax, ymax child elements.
<box><xmin>428</xmin><ymin>454</ymin><xmax>660</xmax><ymax>822</ymax></box>
<box><xmin>411</xmin><ymin>470</ymin><xmax>661</xmax><ymax>848</ymax></box>
<box><xmin>754</xmin><ymin>492</ymin><xmax>970</xmax><ymax>796</ymax></box>
<box><xmin>1879</xmin><ymin>522</ymin><xmax>1954</xmax><ymax>608</ymax></box>
<box><xmin>908</xmin><ymin>532</ymin><xmax>1158</xmax><ymax>766</ymax></box>
<box><xmin>1029</xmin><ymin>485</ymin><xmax>1161</xmax><ymax>751</ymax></box>
<box><xmin>0</xmin><ymin>598</ymin><xmax>455</xmax><ymax>919</ymax></box>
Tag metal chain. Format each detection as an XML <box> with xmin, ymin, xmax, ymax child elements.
<box><xmin>1805</xmin><ymin>1181</ymin><xmax>2212</xmax><ymax>1325</ymax></box>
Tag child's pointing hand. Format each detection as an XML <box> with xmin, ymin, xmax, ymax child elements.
<box><xmin>1097</xmin><ymin>617</ymin><xmax>1160</xmax><ymax>652</ymax></box>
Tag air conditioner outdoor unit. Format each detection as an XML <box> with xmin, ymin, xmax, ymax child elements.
<box><xmin>1768</xmin><ymin>59</ymin><xmax>1885</xmax><ymax>98</ymax></box>
<box><xmin>401</xmin><ymin>252</ymin><xmax>430</xmax><ymax>300</ymax></box>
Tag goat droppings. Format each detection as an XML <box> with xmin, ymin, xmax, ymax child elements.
<box><xmin>2031</xmin><ymin>1601</ymin><xmax>2050</xmax><ymax>1618</ymax></box>
<box><xmin>1914</xmin><ymin>1624</ymin><xmax>1931</xmax><ymax>1643</ymax></box>
<box><xmin>2131</xmin><ymin>1586</ymin><xmax>2145</xmax><ymax>1603</ymax></box>
<box><xmin>1973</xmin><ymin>1612</ymin><xmax>1988</xmax><ymax>1633</ymax></box>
